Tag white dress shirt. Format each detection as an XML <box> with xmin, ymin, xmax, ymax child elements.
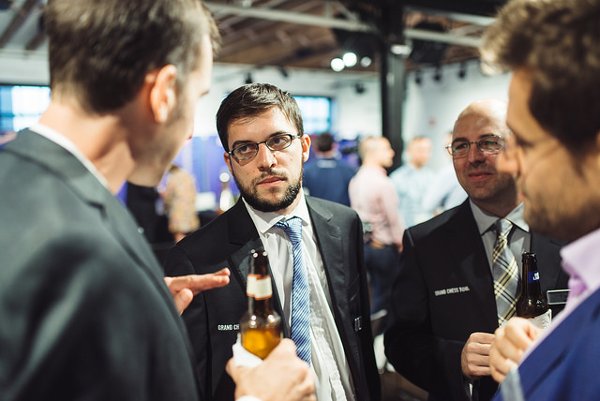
<box><xmin>244</xmin><ymin>191</ymin><xmax>355</xmax><ymax>401</ymax></box>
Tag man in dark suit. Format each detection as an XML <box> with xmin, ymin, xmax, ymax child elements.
<box><xmin>0</xmin><ymin>2</ymin><xmax>316</xmax><ymax>401</ymax></box>
<box><xmin>384</xmin><ymin>100</ymin><xmax>569</xmax><ymax>401</ymax></box>
<box><xmin>165</xmin><ymin>83</ymin><xmax>379</xmax><ymax>401</ymax></box>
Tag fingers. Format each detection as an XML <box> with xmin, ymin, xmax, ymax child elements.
<box><xmin>461</xmin><ymin>332</ymin><xmax>496</xmax><ymax>378</ymax></box>
<box><xmin>172</xmin><ymin>287</ymin><xmax>193</xmax><ymax>315</ymax></box>
<box><xmin>488</xmin><ymin>318</ymin><xmax>538</xmax><ymax>384</ymax></box>
<box><xmin>225</xmin><ymin>357</ymin><xmax>248</xmax><ymax>382</ymax></box>
<box><xmin>165</xmin><ymin>268</ymin><xmax>231</xmax><ymax>295</ymax></box>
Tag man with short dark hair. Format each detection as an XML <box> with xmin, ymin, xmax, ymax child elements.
<box><xmin>166</xmin><ymin>83</ymin><xmax>379</xmax><ymax>401</ymax></box>
<box><xmin>303</xmin><ymin>132</ymin><xmax>356</xmax><ymax>206</ymax></box>
<box><xmin>480</xmin><ymin>0</ymin><xmax>600</xmax><ymax>400</ymax></box>
<box><xmin>0</xmin><ymin>2</ymin><xmax>315</xmax><ymax>401</ymax></box>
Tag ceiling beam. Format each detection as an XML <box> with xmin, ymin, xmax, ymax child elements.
<box><xmin>205</xmin><ymin>1</ymin><xmax>374</xmax><ymax>32</ymax></box>
<box><xmin>0</xmin><ymin>0</ymin><xmax>38</xmax><ymax>49</ymax></box>
<box><xmin>405</xmin><ymin>28</ymin><xmax>481</xmax><ymax>48</ymax></box>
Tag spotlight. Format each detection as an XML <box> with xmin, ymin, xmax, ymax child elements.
<box><xmin>433</xmin><ymin>67</ymin><xmax>442</xmax><ymax>83</ymax></box>
<box><xmin>354</xmin><ymin>82</ymin><xmax>366</xmax><ymax>95</ymax></box>
<box><xmin>415</xmin><ymin>70</ymin><xmax>422</xmax><ymax>86</ymax></box>
<box><xmin>342</xmin><ymin>52</ymin><xmax>357</xmax><ymax>67</ymax></box>
<box><xmin>360</xmin><ymin>56</ymin><xmax>372</xmax><ymax>68</ymax></box>
<box><xmin>458</xmin><ymin>63</ymin><xmax>467</xmax><ymax>80</ymax></box>
<box><xmin>330</xmin><ymin>58</ymin><xmax>345</xmax><ymax>72</ymax></box>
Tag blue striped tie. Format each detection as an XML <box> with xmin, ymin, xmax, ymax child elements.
<box><xmin>276</xmin><ymin>217</ymin><xmax>311</xmax><ymax>364</ymax></box>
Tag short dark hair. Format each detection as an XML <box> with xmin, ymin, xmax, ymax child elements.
<box><xmin>216</xmin><ymin>83</ymin><xmax>304</xmax><ymax>151</ymax></box>
<box><xmin>316</xmin><ymin>132</ymin><xmax>335</xmax><ymax>152</ymax></box>
<box><xmin>482</xmin><ymin>0</ymin><xmax>600</xmax><ymax>150</ymax></box>
<box><xmin>45</xmin><ymin>0</ymin><xmax>220</xmax><ymax>114</ymax></box>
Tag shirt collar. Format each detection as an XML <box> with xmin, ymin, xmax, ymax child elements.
<box><xmin>561</xmin><ymin>227</ymin><xmax>600</xmax><ymax>291</ymax></box>
<box><xmin>243</xmin><ymin>189</ymin><xmax>311</xmax><ymax>235</ymax></box>
<box><xmin>30</xmin><ymin>123</ymin><xmax>108</xmax><ymax>188</ymax></box>
<box><xmin>470</xmin><ymin>200</ymin><xmax>529</xmax><ymax>235</ymax></box>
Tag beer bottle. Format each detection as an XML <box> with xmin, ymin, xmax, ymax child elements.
<box><xmin>516</xmin><ymin>252</ymin><xmax>551</xmax><ymax>328</ymax></box>
<box><xmin>240</xmin><ymin>249</ymin><xmax>282</xmax><ymax>359</ymax></box>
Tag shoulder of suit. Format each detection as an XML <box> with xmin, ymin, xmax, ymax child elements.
<box><xmin>407</xmin><ymin>202</ymin><xmax>466</xmax><ymax>238</ymax></box>
<box><xmin>306</xmin><ymin>196</ymin><xmax>358</xmax><ymax>218</ymax></box>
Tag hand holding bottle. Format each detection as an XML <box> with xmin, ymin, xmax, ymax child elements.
<box><xmin>227</xmin><ymin>339</ymin><xmax>316</xmax><ymax>401</ymax></box>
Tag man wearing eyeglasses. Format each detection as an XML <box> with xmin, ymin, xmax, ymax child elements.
<box><xmin>165</xmin><ymin>83</ymin><xmax>379</xmax><ymax>401</ymax></box>
<box><xmin>384</xmin><ymin>99</ymin><xmax>568</xmax><ymax>401</ymax></box>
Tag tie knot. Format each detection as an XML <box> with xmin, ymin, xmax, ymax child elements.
<box><xmin>495</xmin><ymin>218</ymin><xmax>513</xmax><ymax>238</ymax></box>
<box><xmin>276</xmin><ymin>217</ymin><xmax>303</xmax><ymax>244</ymax></box>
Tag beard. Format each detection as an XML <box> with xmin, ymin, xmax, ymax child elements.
<box><xmin>233</xmin><ymin>165</ymin><xmax>303</xmax><ymax>213</ymax></box>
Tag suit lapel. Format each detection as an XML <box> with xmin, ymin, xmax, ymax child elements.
<box><xmin>447</xmin><ymin>202</ymin><xmax>498</xmax><ymax>329</ymax></box>
<box><xmin>305</xmin><ymin>198</ymin><xmax>347</xmax><ymax>317</ymax></box>
<box><xmin>519</xmin><ymin>288</ymin><xmax>600</xmax><ymax>395</ymax></box>
<box><xmin>226</xmin><ymin>200</ymin><xmax>290</xmax><ymax>335</ymax></box>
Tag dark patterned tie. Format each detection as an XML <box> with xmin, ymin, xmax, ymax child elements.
<box><xmin>276</xmin><ymin>217</ymin><xmax>311</xmax><ymax>364</ymax></box>
<box><xmin>492</xmin><ymin>219</ymin><xmax>519</xmax><ymax>326</ymax></box>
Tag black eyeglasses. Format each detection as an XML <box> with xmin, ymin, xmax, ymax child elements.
<box><xmin>445</xmin><ymin>134</ymin><xmax>505</xmax><ymax>158</ymax></box>
<box><xmin>228</xmin><ymin>133</ymin><xmax>303</xmax><ymax>164</ymax></box>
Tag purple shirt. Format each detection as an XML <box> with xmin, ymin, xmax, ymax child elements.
<box><xmin>523</xmin><ymin>227</ymin><xmax>600</xmax><ymax>357</ymax></box>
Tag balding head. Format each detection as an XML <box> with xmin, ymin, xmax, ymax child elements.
<box><xmin>358</xmin><ymin>136</ymin><xmax>395</xmax><ymax>169</ymax></box>
<box><xmin>453</xmin><ymin>99</ymin><xmax>510</xmax><ymax>139</ymax></box>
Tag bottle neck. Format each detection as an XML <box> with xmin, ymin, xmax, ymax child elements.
<box><xmin>247</xmin><ymin>274</ymin><xmax>275</xmax><ymax>315</ymax></box>
<box><xmin>521</xmin><ymin>259</ymin><xmax>542</xmax><ymax>298</ymax></box>
<box><xmin>249</xmin><ymin>296</ymin><xmax>275</xmax><ymax>315</ymax></box>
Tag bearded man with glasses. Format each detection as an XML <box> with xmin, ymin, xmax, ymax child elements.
<box><xmin>384</xmin><ymin>99</ymin><xmax>568</xmax><ymax>401</ymax></box>
<box><xmin>165</xmin><ymin>83</ymin><xmax>379</xmax><ymax>401</ymax></box>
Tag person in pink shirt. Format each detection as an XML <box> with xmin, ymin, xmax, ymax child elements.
<box><xmin>349</xmin><ymin>136</ymin><xmax>404</xmax><ymax>314</ymax></box>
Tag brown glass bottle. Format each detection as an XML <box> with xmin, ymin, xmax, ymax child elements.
<box><xmin>516</xmin><ymin>252</ymin><xmax>549</xmax><ymax>318</ymax></box>
<box><xmin>240</xmin><ymin>249</ymin><xmax>282</xmax><ymax>359</ymax></box>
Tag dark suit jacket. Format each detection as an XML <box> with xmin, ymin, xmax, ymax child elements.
<box><xmin>165</xmin><ymin>197</ymin><xmax>380</xmax><ymax>401</ymax></box>
<box><xmin>384</xmin><ymin>200</ymin><xmax>568</xmax><ymax>401</ymax></box>
<box><xmin>0</xmin><ymin>131</ymin><xmax>200</xmax><ymax>400</ymax></box>
<box><xmin>494</xmin><ymin>287</ymin><xmax>600</xmax><ymax>401</ymax></box>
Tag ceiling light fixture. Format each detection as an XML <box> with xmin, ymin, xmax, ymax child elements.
<box><xmin>330</xmin><ymin>58</ymin><xmax>345</xmax><ymax>72</ymax></box>
<box><xmin>342</xmin><ymin>52</ymin><xmax>357</xmax><ymax>67</ymax></box>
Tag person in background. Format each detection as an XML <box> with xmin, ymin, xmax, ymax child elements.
<box><xmin>0</xmin><ymin>1</ymin><xmax>315</xmax><ymax>401</ymax></box>
<box><xmin>302</xmin><ymin>132</ymin><xmax>356</xmax><ymax>206</ymax></box>
<box><xmin>390</xmin><ymin>136</ymin><xmax>434</xmax><ymax>227</ymax></box>
<box><xmin>165</xmin><ymin>83</ymin><xmax>379</xmax><ymax>401</ymax></box>
<box><xmin>163</xmin><ymin>164</ymin><xmax>200</xmax><ymax>242</ymax></box>
<box><xmin>479</xmin><ymin>0</ymin><xmax>600</xmax><ymax>400</ymax></box>
<box><xmin>349</xmin><ymin>136</ymin><xmax>404</xmax><ymax>315</ymax></box>
<box><xmin>384</xmin><ymin>99</ymin><xmax>568</xmax><ymax>401</ymax></box>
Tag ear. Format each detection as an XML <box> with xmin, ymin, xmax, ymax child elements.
<box><xmin>147</xmin><ymin>64</ymin><xmax>178</xmax><ymax>123</ymax></box>
<box><xmin>223</xmin><ymin>152</ymin><xmax>234</xmax><ymax>174</ymax></box>
<box><xmin>301</xmin><ymin>134</ymin><xmax>311</xmax><ymax>163</ymax></box>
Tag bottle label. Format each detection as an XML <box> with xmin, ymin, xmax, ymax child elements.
<box><xmin>527</xmin><ymin>271</ymin><xmax>540</xmax><ymax>283</ymax></box>
<box><xmin>527</xmin><ymin>309</ymin><xmax>552</xmax><ymax>329</ymax></box>
<box><xmin>247</xmin><ymin>275</ymin><xmax>273</xmax><ymax>300</ymax></box>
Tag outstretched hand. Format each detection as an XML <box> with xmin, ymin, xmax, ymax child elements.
<box><xmin>164</xmin><ymin>268</ymin><xmax>230</xmax><ymax>314</ymax></box>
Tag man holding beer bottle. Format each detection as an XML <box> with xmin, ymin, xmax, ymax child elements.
<box><xmin>165</xmin><ymin>83</ymin><xmax>379</xmax><ymax>401</ymax></box>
